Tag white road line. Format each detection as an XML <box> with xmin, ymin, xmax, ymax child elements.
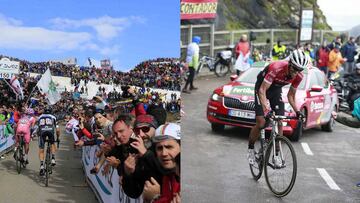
<box><xmin>317</xmin><ymin>168</ymin><xmax>341</xmax><ymax>190</ymax></box>
<box><xmin>301</xmin><ymin>142</ymin><xmax>313</xmax><ymax>156</ymax></box>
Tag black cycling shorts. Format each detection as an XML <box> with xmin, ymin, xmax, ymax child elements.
<box><xmin>38</xmin><ymin>130</ymin><xmax>55</xmax><ymax>149</ymax></box>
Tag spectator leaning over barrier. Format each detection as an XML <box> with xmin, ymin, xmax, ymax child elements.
<box><xmin>89</xmin><ymin>109</ymin><xmax>113</xmax><ymax>174</ymax></box>
<box><xmin>142</xmin><ymin>123</ymin><xmax>181</xmax><ymax>203</ymax></box>
<box><xmin>316</xmin><ymin>41</ymin><xmax>330</xmax><ymax>75</ymax></box>
<box><xmin>182</xmin><ymin>36</ymin><xmax>200</xmax><ymax>94</ymax></box>
<box><xmin>122</xmin><ymin>114</ymin><xmax>160</xmax><ymax>198</ymax></box>
<box><xmin>101</xmin><ymin>114</ymin><xmax>135</xmax><ymax>181</ymax></box>
<box><xmin>341</xmin><ymin>36</ymin><xmax>358</xmax><ymax>73</ymax></box>
<box><xmin>328</xmin><ymin>45</ymin><xmax>346</xmax><ymax>79</ymax></box>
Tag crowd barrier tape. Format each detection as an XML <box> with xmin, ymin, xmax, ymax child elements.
<box><xmin>82</xmin><ymin>145</ymin><xmax>142</xmax><ymax>203</ymax></box>
<box><xmin>0</xmin><ymin>125</ymin><xmax>15</xmax><ymax>155</ymax></box>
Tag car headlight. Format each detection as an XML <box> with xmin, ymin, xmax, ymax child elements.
<box><xmin>211</xmin><ymin>93</ymin><xmax>222</xmax><ymax>102</ymax></box>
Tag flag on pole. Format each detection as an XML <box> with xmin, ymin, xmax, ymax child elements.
<box><xmin>36</xmin><ymin>69</ymin><xmax>61</xmax><ymax>105</ymax></box>
<box><xmin>10</xmin><ymin>75</ymin><xmax>24</xmax><ymax>100</ymax></box>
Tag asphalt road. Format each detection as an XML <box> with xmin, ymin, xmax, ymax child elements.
<box><xmin>182</xmin><ymin>75</ymin><xmax>360</xmax><ymax>203</ymax></box>
<box><xmin>0</xmin><ymin>126</ymin><xmax>98</xmax><ymax>203</ymax></box>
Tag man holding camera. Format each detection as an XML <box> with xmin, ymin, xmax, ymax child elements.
<box><xmin>121</xmin><ymin>114</ymin><xmax>162</xmax><ymax>199</ymax></box>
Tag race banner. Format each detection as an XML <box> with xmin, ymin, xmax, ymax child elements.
<box><xmin>0</xmin><ymin>58</ymin><xmax>20</xmax><ymax>79</ymax></box>
<box><xmin>299</xmin><ymin>9</ymin><xmax>314</xmax><ymax>42</ymax></box>
<box><xmin>0</xmin><ymin>125</ymin><xmax>15</xmax><ymax>155</ymax></box>
<box><xmin>181</xmin><ymin>0</ymin><xmax>218</xmax><ymax>20</ymax></box>
<box><xmin>82</xmin><ymin>145</ymin><xmax>142</xmax><ymax>203</ymax></box>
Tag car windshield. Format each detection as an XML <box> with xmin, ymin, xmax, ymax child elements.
<box><xmin>236</xmin><ymin>67</ymin><xmax>307</xmax><ymax>90</ymax></box>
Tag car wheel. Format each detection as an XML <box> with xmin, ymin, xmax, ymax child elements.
<box><xmin>211</xmin><ymin>123</ymin><xmax>225</xmax><ymax>132</ymax></box>
<box><xmin>321</xmin><ymin>107</ymin><xmax>335</xmax><ymax>132</ymax></box>
<box><xmin>291</xmin><ymin>108</ymin><xmax>306</xmax><ymax>142</ymax></box>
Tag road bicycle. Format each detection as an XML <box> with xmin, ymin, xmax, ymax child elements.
<box><xmin>249</xmin><ymin>112</ymin><xmax>298</xmax><ymax>197</ymax></box>
<box><xmin>14</xmin><ymin>133</ymin><xmax>26</xmax><ymax>174</ymax></box>
<box><xmin>44</xmin><ymin>136</ymin><xmax>60</xmax><ymax>187</ymax></box>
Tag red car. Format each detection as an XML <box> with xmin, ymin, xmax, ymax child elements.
<box><xmin>207</xmin><ymin>61</ymin><xmax>338</xmax><ymax>141</ymax></box>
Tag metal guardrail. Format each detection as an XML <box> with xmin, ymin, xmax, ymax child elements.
<box><xmin>180</xmin><ymin>24</ymin><xmax>349</xmax><ymax>58</ymax></box>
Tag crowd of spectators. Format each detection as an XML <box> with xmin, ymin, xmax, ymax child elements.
<box><xmin>1</xmin><ymin>54</ymin><xmax>182</xmax><ymax>202</ymax></box>
<box><xmin>0</xmin><ymin>55</ymin><xmax>181</xmax><ymax>91</ymax></box>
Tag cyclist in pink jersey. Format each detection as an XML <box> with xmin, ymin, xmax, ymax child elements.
<box><xmin>14</xmin><ymin>108</ymin><xmax>36</xmax><ymax>164</ymax></box>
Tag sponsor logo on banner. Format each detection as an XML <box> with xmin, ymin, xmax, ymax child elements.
<box><xmin>230</xmin><ymin>86</ymin><xmax>254</xmax><ymax>96</ymax></box>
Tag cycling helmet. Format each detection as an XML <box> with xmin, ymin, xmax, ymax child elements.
<box><xmin>25</xmin><ymin>108</ymin><xmax>34</xmax><ymax>115</ymax></box>
<box><xmin>44</xmin><ymin>106</ymin><xmax>52</xmax><ymax>114</ymax></box>
<box><xmin>289</xmin><ymin>49</ymin><xmax>310</xmax><ymax>71</ymax></box>
<box><xmin>192</xmin><ymin>36</ymin><xmax>201</xmax><ymax>44</ymax></box>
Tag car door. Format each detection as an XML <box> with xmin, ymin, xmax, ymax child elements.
<box><xmin>306</xmin><ymin>69</ymin><xmax>326</xmax><ymax>127</ymax></box>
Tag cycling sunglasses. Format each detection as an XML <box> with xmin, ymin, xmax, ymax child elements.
<box><xmin>134</xmin><ymin>126</ymin><xmax>151</xmax><ymax>135</ymax></box>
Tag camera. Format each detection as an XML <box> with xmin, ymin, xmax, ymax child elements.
<box><xmin>128</xmin><ymin>134</ymin><xmax>138</xmax><ymax>154</ymax></box>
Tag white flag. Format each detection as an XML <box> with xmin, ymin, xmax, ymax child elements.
<box><xmin>36</xmin><ymin>69</ymin><xmax>61</xmax><ymax>105</ymax></box>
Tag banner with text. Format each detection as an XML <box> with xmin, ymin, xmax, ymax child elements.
<box><xmin>299</xmin><ymin>9</ymin><xmax>314</xmax><ymax>42</ymax></box>
<box><xmin>82</xmin><ymin>145</ymin><xmax>142</xmax><ymax>203</ymax></box>
<box><xmin>0</xmin><ymin>58</ymin><xmax>20</xmax><ymax>79</ymax></box>
<box><xmin>0</xmin><ymin>125</ymin><xmax>15</xmax><ymax>155</ymax></box>
<box><xmin>181</xmin><ymin>0</ymin><xmax>218</xmax><ymax>20</ymax></box>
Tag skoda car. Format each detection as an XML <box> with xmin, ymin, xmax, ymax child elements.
<box><xmin>207</xmin><ymin>61</ymin><xmax>338</xmax><ymax>141</ymax></box>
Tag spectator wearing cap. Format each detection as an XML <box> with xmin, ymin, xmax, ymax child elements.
<box><xmin>142</xmin><ymin>123</ymin><xmax>181</xmax><ymax>203</ymax></box>
<box><xmin>328</xmin><ymin>45</ymin><xmax>346</xmax><ymax>78</ymax></box>
<box><xmin>122</xmin><ymin>114</ymin><xmax>161</xmax><ymax>198</ymax></box>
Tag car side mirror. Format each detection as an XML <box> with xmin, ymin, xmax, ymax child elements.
<box><xmin>230</xmin><ymin>74</ymin><xmax>238</xmax><ymax>81</ymax></box>
<box><xmin>310</xmin><ymin>85</ymin><xmax>323</xmax><ymax>92</ymax></box>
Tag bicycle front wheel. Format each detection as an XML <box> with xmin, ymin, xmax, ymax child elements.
<box><xmin>264</xmin><ymin>136</ymin><xmax>297</xmax><ymax>197</ymax></box>
<box><xmin>249</xmin><ymin>140</ymin><xmax>264</xmax><ymax>181</ymax></box>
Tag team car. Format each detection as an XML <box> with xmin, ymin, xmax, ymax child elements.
<box><xmin>207</xmin><ymin>61</ymin><xmax>338</xmax><ymax>141</ymax></box>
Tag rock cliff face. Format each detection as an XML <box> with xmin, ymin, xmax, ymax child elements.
<box><xmin>215</xmin><ymin>0</ymin><xmax>331</xmax><ymax>30</ymax></box>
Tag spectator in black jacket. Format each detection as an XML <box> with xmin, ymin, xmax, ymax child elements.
<box><xmin>121</xmin><ymin>114</ymin><xmax>162</xmax><ymax>199</ymax></box>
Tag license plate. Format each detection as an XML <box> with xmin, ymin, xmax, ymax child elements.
<box><xmin>228</xmin><ymin>110</ymin><xmax>255</xmax><ymax>119</ymax></box>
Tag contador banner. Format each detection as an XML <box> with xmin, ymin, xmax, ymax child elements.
<box><xmin>181</xmin><ymin>0</ymin><xmax>218</xmax><ymax>20</ymax></box>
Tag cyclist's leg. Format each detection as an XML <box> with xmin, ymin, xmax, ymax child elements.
<box><xmin>269</xmin><ymin>89</ymin><xmax>285</xmax><ymax>136</ymax></box>
<box><xmin>23</xmin><ymin>130</ymin><xmax>31</xmax><ymax>163</ymax></box>
<box><xmin>249</xmin><ymin>92</ymin><xmax>266</xmax><ymax>148</ymax></box>
<box><xmin>38</xmin><ymin>132</ymin><xmax>45</xmax><ymax>175</ymax></box>
<box><xmin>49</xmin><ymin>131</ymin><xmax>56</xmax><ymax>165</ymax></box>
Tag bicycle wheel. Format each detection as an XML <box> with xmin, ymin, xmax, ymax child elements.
<box><xmin>264</xmin><ymin>136</ymin><xmax>297</xmax><ymax>197</ymax></box>
<box><xmin>15</xmin><ymin>147</ymin><xmax>21</xmax><ymax>174</ymax></box>
<box><xmin>45</xmin><ymin>149</ymin><xmax>50</xmax><ymax>187</ymax></box>
<box><xmin>214</xmin><ymin>62</ymin><xmax>229</xmax><ymax>77</ymax></box>
<box><xmin>249</xmin><ymin>140</ymin><xmax>264</xmax><ymax>180</ymax></box>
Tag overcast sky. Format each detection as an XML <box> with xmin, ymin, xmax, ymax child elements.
<box><xmin>318</xmin><ymin>0</ymin><xmax>360</xmax><ymax>31</ymax></box>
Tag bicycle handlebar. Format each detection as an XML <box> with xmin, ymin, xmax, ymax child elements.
<box><xmin>265</xmin><ymin>111</ymin><xmax>299</xmax><ymax>121</ymax></box>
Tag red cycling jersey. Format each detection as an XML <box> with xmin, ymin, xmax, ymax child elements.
<box><xmin>263</xmin><ymin>60</ymin><xmax>303</xmax><ymax>88</ymax></box>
